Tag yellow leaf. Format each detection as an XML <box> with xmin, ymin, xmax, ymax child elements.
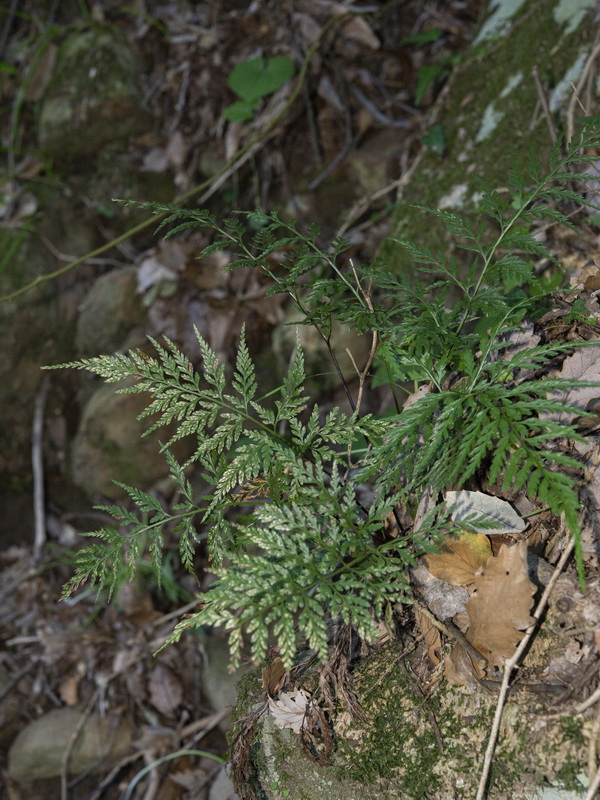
<box><xmin>425</xmin><ymin>532</ymin><xmax>492</xmax><ymax>586</ymax></box>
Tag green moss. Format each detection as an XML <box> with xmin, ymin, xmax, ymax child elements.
<box><xmin>230</xmin><ymin>667</ymin><xmax>264</xmax><ymax>730</ymax></box>
<box><xmin>552</xmin><ymin>717</ymin><xmax>586</xmax><ymax>791</ymax></box>
<box><xmin>559</xmin><ymin>717</ymin><xmax>586</xmax><ymax>748</ymax></box>
<box><xmin>385</xmin><ymin>0</ymin><xmax>598</xmax><ymax>274</ymax></box>
<box><xmin>330</xmin><ymin>645</ymin><xmax>443</xmax><ymax>797</ymax></box>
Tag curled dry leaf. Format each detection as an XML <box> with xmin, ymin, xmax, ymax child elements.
<box><xmin>466</xmin><ymin>540</ymin><xmax>535</xmax><ymax>667</ymax></box>
<box><xmin>414</xmin><ymin>608</ymin><xmax>442</xmax><ymax>666</ymax></box>
<box><xmin>543</xmin><ymin>345</ymin><xmax>600</xmax><ymax>424</ymax></box>
<box><xmin>268</xmin><ymin>689</ymin><xmax>311</xmax><ymax>733</ymax></box>
<box><xmin>262</xmin><ymin>656</ymin><xmax>286</xmax><ymax>695</ymax></box>
<box><xmin>446</xmin><ymin>541</ymin><xmax>535</xmax><ymax>683</ymax></box>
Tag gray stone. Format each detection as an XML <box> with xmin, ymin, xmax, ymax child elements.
<box><xmin>75</xmin><ymin>267</ymin><xmax>146</xmax><ymax>357</ymax></box>
<box><xmin>71</xmin><ymin>381</ymin><xmax>191</xmax><ymax>498</ymax></box>
<box><xmin>8</xmin><ymin>708</ymin><xmax>131</xmax><ymax>783</ymax></box>
<box><xmin>38</xmin><ymin>26</ymin><xmax>151</xmax><ymax>160</ymax></box>
<box><xmin>386</xmin><ymin>0</ymin><xmax>600</xmax><ymax>272</ymax></box>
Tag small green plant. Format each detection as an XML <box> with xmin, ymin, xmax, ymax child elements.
<box><xmin>224</xmin><ymin>55</ymin><xmax>296</xmax><ymax>122</ymax></box>
<box><xmin>48</xmin><ymin>117</ymin><xmax>600</xmax><ymax>668</ymax></box>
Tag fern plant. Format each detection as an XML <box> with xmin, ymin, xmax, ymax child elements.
<box><xmin>48</xmin><ymin>117</ymin><xmax>600</xmax><ymax>667</ymax></box>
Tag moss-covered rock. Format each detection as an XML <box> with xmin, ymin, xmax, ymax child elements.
<box><xmin>38</xmin><ymin>25</ymin><xmax>151</xmax><ymax>161</ymax></box>
<box><xmin>386</xmin><ymin>0</ymin><xmax>599</xmax><ymax>272</ymax></box>
<box><xmin>235</xmin><ymin>643</ymin><xmax>588</xmax><ymax>800</ymax></box>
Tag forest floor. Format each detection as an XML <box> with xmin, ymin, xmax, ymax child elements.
<box><xmin>3</xmin><ymin>2</ymin><xmax>599</xmax><ymax>800</ymax></box>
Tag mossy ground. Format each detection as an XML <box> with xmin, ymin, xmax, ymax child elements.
<box><xmin>384</xmin><ymin>0</ymin><xmax>599</xmax><ymax>275</ymax></box>
<box><xmin>232</xmin><ymin>639</ymin><xmax>589</xmax><ymax>800</ymax></box>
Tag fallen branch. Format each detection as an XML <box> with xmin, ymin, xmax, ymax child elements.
<box><xmin>475</xmin><ymin>530</ymin><xmax>575</xmax><ymax>800</ymax></box>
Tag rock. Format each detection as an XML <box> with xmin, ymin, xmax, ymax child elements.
<box><xmin>8</xmin><ymin>708</ymin><xmax>131</xmax><ymax>783</ymax></box>
<box><xmin>386</xmin><ymin>0</ymin><xmax>600</xmax><ymax>273</ymax></box>
<box><xmin>234</xmin><ymin>642</ymin><xmax>589</xmax><ymax>800</ymax></box>
<box><xmin>38</xmin><ymin>26</ymin><xmax>151</xmax><ymax>160</ymax></box>
<box><xmin>0</xmin><ymin>670</ymin><xmax>25</xmax><ymax>749</ymax></box>
<box><xmin>200</xmin><ymin>630</ymin><xmax>251</xmax><ymax>730</ymax></box>
<box><xmin>75</xmin><ymin>267</ymin><xmax>147</xmax><ymax>357</ymax></box>
<box><xmin>71</xmin><ymin>381</ymin><xmax>191</xmax><ymax>498</ymax></box>
<box><xmin>209</xmin><ymin>766</ymin><xmax>240</xmax><ymax>800</ymax></box>
<box><xmin>272</xmin><ymin>305</ymin><xmax>371</xmax><ymax>396</ymax></box>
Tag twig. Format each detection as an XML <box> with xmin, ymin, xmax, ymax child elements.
<box><xmin>531</xmin><ymin>65</ymin><xmax>557</xmax><ymax>144</ymax></box>
<box><xmin>60</xmin><ymin>688</ymin><xmax>99</xmax><ymax>800</ymax></box>
<box><xmin>350</xmin><ymin>85</ymin><xmax>412</xmax><ymax>129</ymax></box>
<box><xmin>576</xmin><ymin>684</ymin><xmax>600</xmax><ymax>715</ymax></box>
<box><xmin>345</xmin><ymin>263</ymin><xmax>377</xmax><ymax>416</ymax></box>
<box><xmin>587</xmin><ymin>704</ymin><xmax>600</xmax><ymax>786</ymax></box>
<box><xmin>566</xmin><ymin>32</ymin><xmax>600</xmax><ymax>144</ymax></box>
<box><xmin>585</xmin><ymin>763</ymin><xmax>600</xmax><ymax>800</ymax></box>
<box><xmin>84</xmin><ymin>751</ymin><xmax>144</xmax><ymax>800</ymax></box>
<box><xmin>475</xmin><ymin>531</ymin><xmax>575</xmax><ymax>800</ymax></box>
<box><xmin>336</xmin><ymin>146</ymin><xmax>425</xmax><ymax>239</ymax></box>
<box><xmin>288</xmin><ymin>8</ymin><xmax>323</xmax><ymax>168</ymax></box>
<box><xmin>307</xmin><ymin>88</ymin><xmax>353</xmax><ymax>191</ymax></box>
<box><xmin>0</xmin><ymin>0</ymin><xmax>18</xmax><ymax>60</ymax></box>
<box><xmin>32</xmin><ymin>375</ymin><xmax>49</xmax><ymax>559</ymax></box>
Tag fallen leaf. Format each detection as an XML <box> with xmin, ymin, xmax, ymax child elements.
<box><xmin>414</xmin><ymin>608</ymin><xmax>442</xmax><ymax>666</ymax></box>
<box><xmin>425</xmin><ymin>532</ymin><xmax>492</xmax><ymax>586</ymax></box>
<box><xmin>544</xmin><ymin>345</ymin><xmax>600</xmax><ymax>423</ymax></box>
<box><xmin>339</xmin><ymin>15</ymin><xmax>380</xmax><ymax>48</ymax></box>
<box><xmin>445</xmin><ymin>639</ymin><xmax>487</xmax><ymax>684</ymax></box>
<box><xmin>465</xmin><ymin>541</ymin><xmax>535</xmax><ymax>668</ymax></box>
<box><xmin>262</xmin><ymin>657</ymin><xmax>286</xmax><ymax>695</ymax></box>
<box><xmin>147</xmin><ymin>665</ymin><xmax>183</xmax><ymax>715</ymax></box>
<box><xmin>446</xmin><ymin>490</ymin><xmax>526</xmax><ymax>534</ymax></box>
<box><xmin>268</xmin><ymin>690</ymin><xmax>310</xmax><ymax>733</ymax></box>
<box><xmin>58</xmin><ymin>675</ymin><xmax>81</xmax><ymax>706</ymax></box>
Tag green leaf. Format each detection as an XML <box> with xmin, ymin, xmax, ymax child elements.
<box><xmin>227</xmin><ymin>55</ymin><xmax>295</xmax><ymax>103</ymax></box>
<box><xmin>223</xmin><ymin>99</ymin><xmax>257</xmax><ymax>121</ymax></box>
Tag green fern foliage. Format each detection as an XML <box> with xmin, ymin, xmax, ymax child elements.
<box><xmin>50</xmin><ymin>116</ymin><xmax>600</xmax><ymax>665</ymax></box>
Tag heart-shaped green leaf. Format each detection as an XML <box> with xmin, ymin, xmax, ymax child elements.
<box><xmin>227</xmin><ymin>56</ymin><xmax>295</xmax><ymax>103</ymax></box>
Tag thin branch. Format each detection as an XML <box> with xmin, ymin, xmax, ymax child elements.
<box><xmin>531</xmin><ymin>65</ymin><xmax>557</xmax><ymax>144</ymax></box>
<box><xmin>32</xmin><ymin>375</ymin><xmax>49</xmax><ymax>559</ymax></box>
<box><xmin>585</xmin><ymin>763</ymin><xmax>600</xmax><ymax>800</ymax></box>
<box><xmin>60</xmin><ymin>688</ymin><xmax>99</xmax><ymax>800</ymax></box>
<box><xmin>475</xmin><ymin>531</ymin><xmax>575</xmax><ymax>800</ymax></box>
<box><xmin>575</xmin><ymin>684</ymin><xmax>600</xmax><ymax>715</ymax></box>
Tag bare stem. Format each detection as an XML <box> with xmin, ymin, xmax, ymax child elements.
<box><xmin>475</xmin><ymin>530</ymin><xmax>574</xmax><ymax>800</ymax></box>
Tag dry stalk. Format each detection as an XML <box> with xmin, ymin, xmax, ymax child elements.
<box><xmin>475</xmin><ymin>530</ymin><xmax>575</xmax><ymax>800</ymax></box>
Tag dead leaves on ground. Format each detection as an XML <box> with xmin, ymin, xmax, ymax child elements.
<box><xmin>423</xmin><ymin>491</ymin><xmax>536</xmax><ymax>684</ymax></box>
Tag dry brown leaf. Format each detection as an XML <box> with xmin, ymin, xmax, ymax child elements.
<box><xmin>581</xmin><ymin>264</ymin><xmax>600</xmax><ymax>291</ymax></box>
<box><xmin>414</xmin><ymin>608</ymin><xmax>442</xmax><ymax>666</ymax></box>
<box><xmin>445</xmin><ymin>640</ymin><xmax>486</xmax><ymax>684</ymax></box>
<box><xmin>147</xmin><ymin>664</ymin><xmax>183</xmax><ymax>715</ymax></box>
<box><xmin>268</xmin><ymin>690</ymin><xmax>310</xmax><ymax>733</ymax></box>
<box><xmin>58</xmin><ymin>674</ymin><xmax>81</xmax><ymax>706</ymax></box>
<box><xmin>339</xmin><ymin>15</ymin><xmax>380</xmax><ymax>48</ymax></box>
<box><xmin>425</xmin><ymin>532</ymin><xmax>492</xmax><ymax>587</ymax></box>
<box><xmin>544</xmin><ymin>345</ymin><xmax>600</xmax><ymax>423</ymax></box>
<box><xmin>465</xmin><ymin>541</ymin><xmax>535</xmax><ymax>668</ymax></box>
<box><xmin>262</xmin><ymin>657</ymin><xmax>286</xmax><ymax>695</ymax></box>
